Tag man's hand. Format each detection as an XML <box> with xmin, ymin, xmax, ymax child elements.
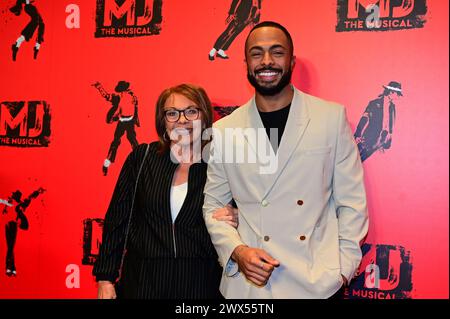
<box><xmin>212</xmin><ymin>204</ymin><xmax>239</xmax><ymax>228</ymax></box>
<box><xmin>97</xmin><ymin>281</ymin><xmax>117</xmax><ymax>299</ymax></box>
<box><xmin>231</xmin><ymin>245</ymin><xmax>280</xmax><ymax>286</ymax></box>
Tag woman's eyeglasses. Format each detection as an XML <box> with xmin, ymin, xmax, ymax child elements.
<box><xmin>164</xmin><ymin>107</ymin><xmax>200</xmax><ymax>122</ymax></box>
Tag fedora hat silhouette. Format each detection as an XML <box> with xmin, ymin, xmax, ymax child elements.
<box><xmin>115</xmin><ymin>81</ymin><xmax>130</xmax><ymax>93</ymax></box>
<box><xmin>383</xmin><ymin>81</ymin><xmax>403</xmax><ymax>96</ymax></box>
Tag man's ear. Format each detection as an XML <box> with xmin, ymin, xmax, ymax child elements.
<box><xmin>291</xmin><ymin>55</ymin><xmax>296</xmax><ymax>70</ymax></box>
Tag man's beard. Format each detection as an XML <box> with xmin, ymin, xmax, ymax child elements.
<box><xmin>247</xmin><ymin>67</ymin><xmax>292</xmax><ymax>96</ymax></box>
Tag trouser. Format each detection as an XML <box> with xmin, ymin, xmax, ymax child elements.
<box><xmin>118</xmin><ymin>252</ymin><xmax>222</xmax><ymax>299</ymax></box>
<box><xmin>5</xmin><ymin>221</ymin><xmax>18</xmax><ymax>271</ymax></box>
<box><xmin>107</xmin><ymin>121</ymin><xmax>138</xmax><ymax>162</ymax></box>
<box><xmin>214</xmin><ymin>19</ymin><xmax>249</xmax><ymax>51</ymax></box>
<box><xmin>22</xmin><ymin>4</ymin><xmax>45</xmax><ymax>43</ymax></box>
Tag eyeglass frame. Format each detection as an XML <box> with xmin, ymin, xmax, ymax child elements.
<box><xmin>164</xmin><ymin>107</ymin><xmax>201</xmax><ymax>122</ymax></box>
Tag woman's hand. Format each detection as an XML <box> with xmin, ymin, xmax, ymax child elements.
<box><xmin>212</xmin><ymin>204</ymin><xmax>239</xmax><ymax>228</ymax></box>
<box><xmin>97</xmin><ymin>280</ymin><xmax>117</xmax><ymax>299</ymax></box>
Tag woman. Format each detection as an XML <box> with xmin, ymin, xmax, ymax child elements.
<box><xmin>93</xmin><ymin>84</ymin><xmax>237</xmax><ymax>299</ymax></box>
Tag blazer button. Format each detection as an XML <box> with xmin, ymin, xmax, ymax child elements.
<box><xmin>261</xmin><ymin>200</ymin><xmax>269</xmax><ymax>207</ymax></box>
<box><xmin>299</xmin><ymin>235</ymin><xmax>306</xmax><ymax>241</ymax></box>
<box><xmin>264</xmin><ymin>235</ymin><xmax>270</xmax><ymax>242</ymax></box>
<box><xmin>297</xmin><ymin>200</ymin><xmax>304</xmax><ymax>206</ymax></box>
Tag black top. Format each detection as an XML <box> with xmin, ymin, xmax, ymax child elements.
<box><xmin>93</xmin><ymin>142</ymin><xmax>221</xmax><ymax>298</ymax></box>
<box><xmin>258</xmin><ymin>103</ymin><xmax>291</xmax><ymax>151</ymax></box>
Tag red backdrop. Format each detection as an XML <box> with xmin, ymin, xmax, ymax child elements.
<box><xmin>0</xmin><ymin>0</ymin><xmax>448</xmax><ymax>298</ymax></box>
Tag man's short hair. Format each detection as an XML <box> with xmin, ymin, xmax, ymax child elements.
<box><xmin>245</xmin><ymin>21</ymin><xmax>294</xmax><ymax>56</ymax></box>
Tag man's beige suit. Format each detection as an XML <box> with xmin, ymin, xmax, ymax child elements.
<box><xmin>203</xmin><ymin>86</ymin><xmax>368</xmax><ymax>298</ymax></box>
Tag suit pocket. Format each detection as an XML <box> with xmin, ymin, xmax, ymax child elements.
<box><xmin>314</xmin><ymin>217</ymin><xmax>340</xmax><ymax>270</ymax></box>
<box><xmin>299</xmin><ymin>146</ymin><xmax>333</xmax><ymax>185</ymax></box>
<box><xmin>301</xmin><ymin>146</ymin><xmax>332</xmax><ymax>156</ymax></box>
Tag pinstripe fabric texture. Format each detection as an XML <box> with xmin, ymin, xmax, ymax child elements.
<box><xmin>93</xmin><ymin>142</ymin><xmax>222</xmax><ymax>299</ymax></box>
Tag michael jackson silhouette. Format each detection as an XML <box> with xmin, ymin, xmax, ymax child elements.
<box><xmin>9</xmin><ymin>0</ymin><xmax>45</xmax><ymax>61</ymax></box>
<box><xmin>92</xmin><ymin>81</ymin><xmax>140</xmax><ymax>176</ymax></box>
<box><xmin>2</xmin><ymin>187</ymin><xmax>45</xmax><ymax>276</ymax></box>
<box><xmin>209</xmin><ymin>0</ymin><xmax>262</xmax><ymax>60</ymax></box>
<box><xmin>354</xmin><ymin>81</ymin><xmax>403</xmax><ymax>162</ymax></box>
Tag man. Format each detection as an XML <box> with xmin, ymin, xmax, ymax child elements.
<box><xmin>208</xmin><ymin>0</ymin><xmax>261</xmax><ymax>61</ymax></box>
<box><xmin>354</xmin><ymin>81</ymin><xmax>403</xmax><ymax>162</ymax></box>
<box><xmin>203</xmin><ymin>21</ymin><xmax>368</xmax><ymax>298</ymax></box>
<box><xmin>92</xmin><ymin>81</ymin><xmax>140</xmax><ymax>176</ymax></box>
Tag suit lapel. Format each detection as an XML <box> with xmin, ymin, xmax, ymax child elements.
<box><xmin>240</xmin><ymin>97</ymin><xmax>273</xmax><ymax>199</ymax></box>
<box><xmin>262</xmin><ymin>89</ymin><xmax>310</xmax><ymax>198</ymax></box>
<box><xmin>243</xmin><ymin>96</ymin><xmax>269</xmax><ymax>159</ymax></box>
<box><xmin>241</xmin><ymin>88</ymin><xmax>310</xmax><ymax>199</ymax></box>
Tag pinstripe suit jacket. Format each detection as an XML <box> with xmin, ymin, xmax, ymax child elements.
<box><xmin>93</xmin><ymin>142</ymin><xmax>222</xmax><ymax>298</ymax></box>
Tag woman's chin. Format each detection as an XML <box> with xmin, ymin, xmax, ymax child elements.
<box><xmin>172</xmin><ymin>135</ymin><xmax>202</xmax><ymax>146</ymax></box>
<box><xmin>171</xmin><ymin>138</ymin><xmax>192</xmax><ymax>147</ymax></box>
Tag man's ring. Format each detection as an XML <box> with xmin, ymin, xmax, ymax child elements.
<box><xmin>259</xmin><ymin>261</ymin><xmax>264</xmax><ymax>269</ymax></box>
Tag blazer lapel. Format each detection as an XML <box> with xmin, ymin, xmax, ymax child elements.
<box><xmin>262</xmin><ymin>88</ymin><xmax>310</xmax><ymax>198</ymax></box>
<box><xmin>243</xmin><ymin>97</ymin><xmax>270</xmax><ymax>159</ymax></box>
<box><xmin>241</xmin><ymin>97</ymin><xmax>274</xmax><ymax>198</ymax></box>
<box><xmin>241</xmin><ymin>88</ymin><xmax>310</xmax><ymax>199</ymax></box>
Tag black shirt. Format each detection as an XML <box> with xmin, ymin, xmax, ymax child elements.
<box><xmin>258</xmin><ymin>103</ymin><xmax>291</xmax><ymax>152</ymax></box>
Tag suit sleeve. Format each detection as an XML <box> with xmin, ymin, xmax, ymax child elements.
<box><xmin>92</xmin><ymin>146</ymin><xmax>143</xmax><ymax>282</ymax></box>
<box><xmin>333</xmin><ymin>106</ymin><xmax>369</xmax><ymax>283</ymax></box>
<box><xmin>203</xmin><ymin>128</ymin><xmax>245</xmax><ymax>275</ymax></box>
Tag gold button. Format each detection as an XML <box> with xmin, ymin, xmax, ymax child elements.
<box><xmin>299</xmin><ymin>235</ymin><xmax>306</xmax><ymax>241</ymax></box>
<box><xmin>264</xmin><ymin>236</ymin><xmax>270</xmax><ymax>242</ymax></box>
<box><xmin>262</xmin><ymin>200</ymin><xmax>269</xmax><ymax>207</ymax></box>
<box><xmin>297</xmin><ymin>200</ymin><xmax>304</xmax><ymax>206</ymax></box>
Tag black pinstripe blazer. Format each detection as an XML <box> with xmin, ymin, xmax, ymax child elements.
<box><xmin>93</xmin><ymin>142</ymin><xmax>222</xmax><ymax>298</ymax></box>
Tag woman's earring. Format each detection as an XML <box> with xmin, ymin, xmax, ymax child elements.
<box><xmin>163</xmin><ymin>131</ymin><xmax>170</xmax><ymax>141</ymax></box>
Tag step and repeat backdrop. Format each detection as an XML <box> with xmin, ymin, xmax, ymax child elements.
<box><xmin>0</xmin><ymin>0</ymin><xmax>448</xmax><ymax>298</ymax></box>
